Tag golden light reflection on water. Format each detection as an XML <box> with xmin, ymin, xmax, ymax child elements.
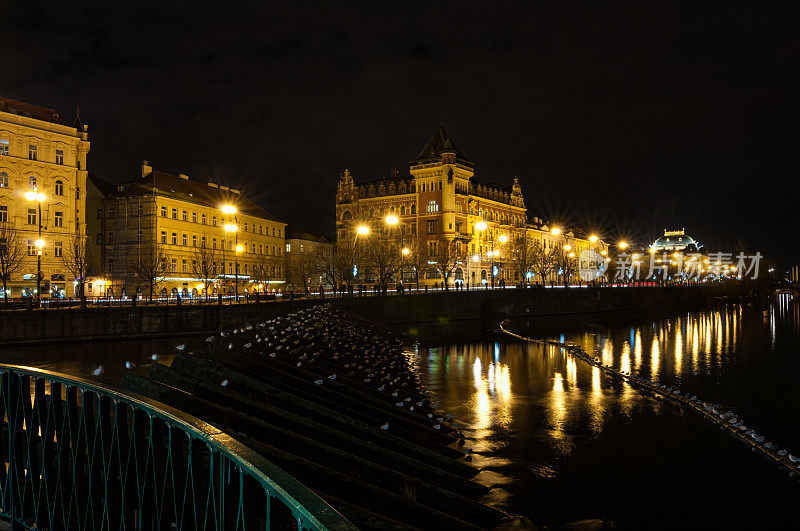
<box><xmin>651</xmin><ymin>337</ymin><xmax>660</xmax><ymax>379</ymax></box>
<box><xmin>634</xmin><ymin>330</ymin><xmax>642</xmax><ymax>370</ymax></box>
<box><xmin>620</xmin><ymin>342</ymin><xmax>631</xmax><ymax>374</ymax></box>
<box><xmin>674</xmin><ymin>328</ymin><xmax>683</xmax><ymax>376</ymax></box>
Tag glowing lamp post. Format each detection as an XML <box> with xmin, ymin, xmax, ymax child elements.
<box><xmin>25</xmin><ymin>191</ymin><xmax>46</xmax><ymax>304</ymax></box>
<box><xmin>221</xmin><ymin>204</ymin><xmax>239</xmax><ymax>301</ymax></box>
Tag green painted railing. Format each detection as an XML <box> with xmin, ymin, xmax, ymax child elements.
<box><xmin>0</xmin><ymin>364</ymin><xmax>355</xmax><ymax>530</ymax></box>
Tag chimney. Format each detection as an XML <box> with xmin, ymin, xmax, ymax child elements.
<box><xmin>142</xmin><ymin>160</ymin><xmax>152</xmax><ymax>178</ymax></box>
<box><xmin>179</xmin><ymin>173</ymin><xmax>189</xmax><ymax>180</ymax></box>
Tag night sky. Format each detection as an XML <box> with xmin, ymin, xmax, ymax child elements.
<box><xmin>3</xmin><ymin>3</ymin><xmax>798</xmax><ymax>264</ymax></box>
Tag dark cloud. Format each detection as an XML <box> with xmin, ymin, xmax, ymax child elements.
<box><xmin>2</xmin><ymin>2</ymin><xmax>797</xmax><ymax>262</ymax></box>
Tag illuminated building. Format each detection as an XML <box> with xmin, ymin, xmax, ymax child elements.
<box><xmin>335</xmin><ymin>127</ymin><xmax>606</xmax><ymax>286</ymax></box>
<box><xmin>94</xmin><ymin>162</ymin><xmax>286</xmax><ymax>298</ymax></box>
<box><xmin>0</xmin><ymin>97</ymin><xmax>90</xmax><ymax>298</ymax></box>
<box><xmin>650</xmin><ymin>229</ymin><xmax>701</xmax><ymax>252</ymax></box>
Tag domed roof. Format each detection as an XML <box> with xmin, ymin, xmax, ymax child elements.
<box><xmin>651</xmin><ymin>230</ymin><xmax>697</xmax><ymax>250</ymax></box>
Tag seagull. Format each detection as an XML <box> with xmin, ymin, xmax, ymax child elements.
<box><xmin>380</xmin><ymin>423</ymin><xmax>389</xmax><ymax>430</ymax></box>
<box><xmin>433</xmin><ymin>424</ymin><xmax>441</xmax><ymax>430</ymax></box>
<box><xmin>124</xmin><ymin>361</ymin><xmax>135</xmax><ymax>370</ymax></box>
<box><xmin>205</xmin><ymin>336</ymin><xmax>216</xmax><ymax>342</ymax></box>
<box><xmin>176</xmin><ymin>344</ymin><xmax>185</xmax><ymax>351</ymax></box>
<box><xmin>92</xmin><ymin>366</ymin><xmax>104</xmax><ymax>376</ymax></box>
<box><xmin>244</xmin><ymin>343</ymin><xmax>252</xmax><ymax>348</ymax></box>
<box><xmin>314</xmin><ymin>379</ymin><xmax>323</xmax><ymax>385</ymax></box>
<box><xmin>151</xmin><ymin>354</ymin><xmax>159</xmax><ymax>361</ymax></box>
<box><xmin>328</xmin><ymin>374</ymin><xmax>336</xmax><ymax>380</ymax></box>
<box><xmin>221</xmin><ymin>380</ymin><xmax>229</xmax><ymax>387</ymax></box>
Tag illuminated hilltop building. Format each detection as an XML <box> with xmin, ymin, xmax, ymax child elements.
<box><xmin>650</xmin><ymin>229</ymin><xmax>701</xmax><ymax>252</ymax></box>
<box><xmin>336</xmin><ymin>127</ymin><xmax>606</xmax><ymax>287</ymax></box>
<box><xmin>0</xmin><ymin>97</ymin><xmax>90</xmax><ymax>298</ymax></box>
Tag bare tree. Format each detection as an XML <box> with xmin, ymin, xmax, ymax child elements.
<box><xmin>191</xmin><ymin>242</ymin><xmax>216</xmax><ymax>301</ymax></box>
<box><xmin>364</xmin><ymin>236</ymin><xmax>401</xmax><ymax>293</ymax></box>
<box><xmin>406</xmin><ymin>235</ymin><xmax>430</xmax><ymax>291</ymax></box>
<box><xmin>133</xmin><ymin>241</ymin><xmax>170</xmax><ymax>301</ymax></box>
<box><xmin>60</xmin><ymin>235</ymin><xmax>98</xmax><ymax>307</ymax></box>
<box><xmin>531</xmin><ymin>239</ymin><xmax>555</xmax><ymax>286</ymax></box>
<box><xmin>553</xmin><ymin>244</ymin><xmax>579</xmax><ymax>286</ymax></box>
<box><xmin>327</xmin><ymin>234</ymin><xmax>367</xmax><ymax>293</ymax></box>
<box><xmin>286</xmin><ymin>250</ymin><xmax>319</xmax><ymax>295</ymax></box>
<box><xmin>0</xmin><ymin>224</ymin><xmax>26</xmax><ymax>307</ymax></box>
<box><xmin>251</xmin><ymin>253</ymin><xmax>277</xmax><ymax>294</ymax></box>
<box><xmin>432</xmin><ymin>237</ymin><xmax>464</xmax><ymax>291</ymax></box>
<box><xmin>509</xmin><ymin>233</ymin><xmax>537</xmax><ymax>286</ymax></box>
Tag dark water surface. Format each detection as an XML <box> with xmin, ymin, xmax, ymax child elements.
<box><xmin>415</xmin><ymin>295</ymin><xmax>800</xmax><ymax>529</ymax></box>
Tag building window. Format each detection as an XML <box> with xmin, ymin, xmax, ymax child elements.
<box><xmin>171</xmin><ymin>259</ymin><xmax>177</xmax><ymax>272</ymax></box>
<box><xmin>28</xmin><ymin>176</ymin><xmax>37</xmax><ymax>190</ymax></box>
<box><xmin>201</xmin><ymin>235</ymin><xmax>207</xmax><ymax>247</ymax></box>
<box><xmin>172</xmin><ymin>208</ymin><xmax>178</xmax><ymax>219</ymax></box>
<box><xmin>27</xmin><ymin>208</ymin><xmax>37</xmax><ymax>225</ymax></box>
<box><xmin>182</xmin><ymin>210</ymin><xmax>188</xmax><ymax>221</ymax></box>
<box><xmin>55</xmin><ymin>149</ymin><xmax>64</xmax><ymax>165</ymax></box>
<box><xmin>171</xmin><ymin>232</ymin><xmax>177</xmax><ymax>245</ymax></box>
<box><xmin>259</xmin><ymin>244</ymin><xmax>263</xmax><ymax>254</ymax></box>
<box><xmin>0</xmin><ymin>139</ymin><xmax>8</xmax><ymax>156</ymax></box>
<box><xmin>181</xmin><ymin>259</ymin><xmax>188</xmax><ymax>273</ymax></box>
<box><xmin>55</xmin><ymin>241</ymin><xmax>63</xmax><ymax>257</ymax></box>
<box><xmin>137</xmin><ymin>204</ymin><xmax>143</xmax><ymax>217</ymax></box>
<box><xmin>96</xmin><ymin>233</ymin><xmax>102</xmax><ymax>244</ymax></box>
<box><xmin>244</xmin><ymin>222</ymin><xmax>248</xmax><ymax>232</ymax></box>
<box><xmin>192</xmin><ymin>212</ymin><xmax>197</xmax><ymax>223</ymax></box>
<box><xmin>252</xmin><ymin>243</ymin><xmax>256</xmax><ymax>253</ymax></box>
<box><xmin>54</xmin><ymin>211</ymin><xmax>63</xmax><ymax>227</ymax></box>
<box><xmin>259</xmin><ymin>225</ymin><xmax>263</xmax><ymax>234</ymax></box>
<box><xmin>427</xmin><ymin>201</ymin><xmax>438</xmax><ymax>213</ymax></box>
<box><xmin>201</xmin><ymin>214</ymin><xmax>207</xmax><ymax>224</ymax></box>
<box><xmin>192</xmin><ymin>234</ymin><xmax>197</xmax><ymax>247</ymax></box>
<box><xmin>182</xmin><ymin>234</ymin><xmax>188</xmax><ymax>246</ymax></box>
<box><xmin>161</xmin><ymin>206</ymin><xmax>167</xmax><ymax>217</ymax></box>
<box><xmin>212</xmin><ymin>216</ymin><xmax>217</xmax><ymax>227</ymax></box>
<box><xmin>0</xmin><ymin>172</ymin><xmax>8</xmax><ymax>188</ymax></box>
<box><xmin>108</xmin><ymin>232</ymin><xmax>114</xmax><ymax>245</ymax></box>
<box><xmin>0</xmin><ymin>205</ymin><xmax>7</xmax><ymax>222</ymax></box>
<box><xmin>27</xmin><ymin>240</ymin><xmax>36</xmax><ymax>256</ymax></box>
<box><xmin>161</xmin><ymin>231</ymin><xmax>167</xmax><ymax>243</ymax></box>
<box><xmin>28</xmin><ymin>145</ymin><xmax>37</xmax><ymax>160</ymax></box>
<box><xmin>427</xmin><ymin>220</ymin><xmax>438</xmax><ymax>235</ymax></box>
<box><xmin>212</xmin><ymin>238</ymin><xmax>217</xmax><ymax>249</ymax></box>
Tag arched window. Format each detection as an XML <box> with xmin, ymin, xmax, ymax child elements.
<box><xmin>425</xmin><ymin>267</ymin><xmax>442</xmax><ymax>279</ymax></box>
<box><xmin>28</xmin><ymin>176</ymin><xmax>37</xmax><ymax>190</ymax></box>
<box><xmin>54</xmin><ymin>180</ymin><xmax>64</xmax><ymax>196</ymax></box>
<box><xmin>400</xmin><ymin>205</ymin><xmax>406</xmax><ymax>215</ymax></box>
<box><xmin>411</xmin><ymin>204</ymin><xmax>416</xmax><ymax>214</ymax></box>
<box><xmin>342</xmin><ymin>210</ymin><xmax>352</xmax><ymax>221</ymax></box>
<box><xmin>455</xmin><ymin>268</ymin><xmax>463</xmax><ymax>280</ymax></box>
<box><xmin>0</xmin><ymin>172</ymin><xmax>7</xmax><ymax>188</ymax></box>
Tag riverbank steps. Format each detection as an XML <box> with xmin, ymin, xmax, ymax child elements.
<box><xmin>122</xmin><ymin>306</ymin><xmax>531</xmax><ymax>530</ymax></box>
<box><xmin>499</xmin><ymin>319</ymin><xmax>800</xmax><ymax>484</ymax></box>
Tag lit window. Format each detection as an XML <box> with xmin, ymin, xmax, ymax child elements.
<box><xmin>28</xmin><ymin>145</ymin><xmax>37</xmax><ymax>160</ymax></box>
<box><xmin>55</xmin><ymin>149</ymin><xmax>64</xmax><ymax>165</ymax></box>
<box><xmin>427</xmin><ymin>201</ymin><xmax>438</xmax><ymax>213</ymax></box>
<box><xmin>0</xmin><ymin>139</ymin><xmax>8</xmax><ymax>156</ymax></box>
<box><xmin>28</xmin><ymin>176</ymin><xmax>37</xmax><ymax>190</ymax></box>
<box><xmin>0</xmin><ymin>172</ymin><xmax>7</xmax><ymax>188</ymax></box>
<box><xmin>27</xmin><ymin>240</ymin><xmax>36</xmax><ymax>256</ymax></box>
<box><xmin>0</xmin><ymin>205</ymin><xmax>7</xmax><ymax>222</ymax></box>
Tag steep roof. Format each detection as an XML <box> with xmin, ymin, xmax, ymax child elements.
<box><xmin>111</xmin><ymin>170</ymin><xmax>284</xmax><ymax>223</ymax></box>
<box><xmin>0</xmin><ymin>96</ymin><xmax>63</xmax><ymax>125</ymax></box>
<box><xmin>413</xmin><ymin>126</ymin><xmax>468</xmax><ymax>162</ymax></box>
<box><xmin>87</xmin><ymin>172</ymin><xmax>115</xmax><ymax>196</ymax></box>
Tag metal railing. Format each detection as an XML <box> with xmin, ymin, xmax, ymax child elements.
<box><xmin>0</xmin><ymin>364</ymin><xmax>355</xmax><ymax>530</ymax></box>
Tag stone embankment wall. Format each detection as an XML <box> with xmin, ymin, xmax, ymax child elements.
<box><xmin>0</xmin><ymin>286</ymin><xmax>738</xmax><ymax>345</ymax></box>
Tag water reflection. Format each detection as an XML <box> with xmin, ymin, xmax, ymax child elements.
<box><xmin>417</xmin><ymin>297</ymin><xmax>800</xmax><ymax>526</ymax></box>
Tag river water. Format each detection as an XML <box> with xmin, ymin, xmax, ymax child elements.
<box><xmin>4</xmin><ymin>298</ymin><xmax>799</xmax><ymax>528</ymax></box>
<box><xmin>415</xmin><ymin>294</ymin><xmax>800</xmax><ymax>529</ymax></box>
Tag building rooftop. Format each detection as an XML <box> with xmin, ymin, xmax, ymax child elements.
<box><xmin>111</xmin><ymin>169</ymin><xmax>284</xmax><ymax>223</ymax></box>
<box><xmin>412</xmin><ymin>126</ymin><xmax>472</xmax><ymax>165</ymax></box>
<box><xmin>285</xmin><ymin>224</ymin><xmax>332</xmax><ymax>243</ymax></box>
<box><xmin>0</xmin><ymin>96</ymin><xmax>63</xmax><ymax>125</ymax></box>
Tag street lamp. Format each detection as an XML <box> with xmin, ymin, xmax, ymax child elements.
<box><xmin>589</xmin><ymin>234</ymin><xmax>598</xmax><ymax>243</ymax></box>
<box><xmin>618</xmin><ymin>241</ymin><xmax>629</xmax><ymax>250</ymax></box>
<box><xmin>221</xmin><ymin>204</ymin><xmax>239</xmax><ymax>301</ymax></box>
<box><xmin>356</xmin><ymin>225</ymin><xmax>370</xmax><ymax>236</ymax></box>
<box><xmin>26</xmin><ymin>191</ymin><xmax>46</xmax><ymax>305</ymax></box>
<box><xmin>385</xmin><ymin>215</ymin><xmax>403</xmax><ymax>287</ymax></box>
<box><xmin>550</xmin><ymin>227</ymin><xmax>562</xmax><ymax>236</ymax></box>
